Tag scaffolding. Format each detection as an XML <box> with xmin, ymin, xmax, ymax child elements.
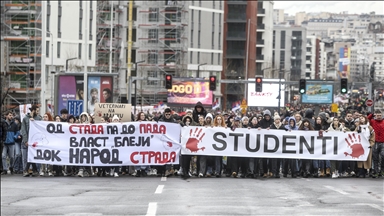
<box><xmin>96</xmin><ymin>0</ymin><xmax>126</xmax><ymax>103</ymax></box>
<box><xmin>136</xmin><ymin>0</ymin><xmax>188</xmax><ymax>105</ymax></box>
<box><xmin>1</xmin><ymin>0</ymin><xmax>42</xmax><ymax>109</ymax></box>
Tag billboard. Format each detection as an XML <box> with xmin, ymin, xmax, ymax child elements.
<box><xmin>339</xmin><ymin>47</ymin><xmax>350</xmax><ymax>79</ymax></box>
<box><xmin>56</xmin><ymin>74</ymin><xmax>113</xmax><ymax>115</ymax></box>
<box><xmin>167</xmin><ymin>80</ymin><xmax>213</xmax><ymax>106</ymax></box>
<box><xmin>302</xmin><ymin>84</ymin><xmax>333</xmax><ymax>104</ymax></box>
<box><xmin>247</xmin><ymin>79</ymin><xmax>285</xmax><ymax>107</ymax></box>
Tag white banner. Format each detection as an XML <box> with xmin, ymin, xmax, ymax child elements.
<box><xmin>28</xmin><ymin>121</ymin><xmax>181</xmax><ymax>166</ymax></box>
<box><xmin>181</xmin><ymin>127</ymin><xmax>370</xmax><ymax>161</ymax></box>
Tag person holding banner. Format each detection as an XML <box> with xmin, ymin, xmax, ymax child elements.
<box><xmin>39</xmin><ymin>113</ymin><xmax>54</xmax><ymax>177</ymax></box>
<box><xmin>327</xmin><ymin>117</ymin><xmax>347</xmax><ymax>179</ymax></box>
<box><xmin>355</xmin><ymin>115</ymin><xmax>375</xmax><ymax>178</ymax></box>
<box><xmin>77</xmin><ymin>112</ymin><xmax>94</xmax><ymax>177</ymax></box>
<box><xmin>20</xmin><ymin>105</ymin><xmax>41</xmax><ymax>177</ymax></box>
<box><xmin>158</xmin><ymin>108</ymin><xmax>177</xmax><ymax>177</ymax></box>
<box><xmin>258</xmin><ymin>110</ymin><xmax>274</xmax><ymax>178</ymax></box>
<box><xmin>199</xmin><ymin>113</ymin><xmax>214</xmax><ymax>177</ymax></box>
<box><xmin>227</xmin><ymin>116</ymin><xmax>242</xmax><ymax>178</ymax></box>
<box><xmin>283</xmin><ymin>117</ymin><xmax>299</xmax><ymax>178</ymax></box>
<box><xmin>298</xmin><ymin>119</ymin><xmax>316</xmax><ymax>178</ymax></box>
<box><xmin>269</xmin><ymin>114</ymin><xmax>285</xmax><ymax>178</ymax></box>
<box><xmin>247</xmin><ymin>116</ymin><xmax>261</xmax><ymax>178</ymax></box>
<box><xmin>314</xmin><ymin>116</ymin><xmax>331</xmax><ymax>177</ymax></box>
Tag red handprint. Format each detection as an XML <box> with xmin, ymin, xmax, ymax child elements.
<box><xmin>344</xmin><ymin>133</ymin><xmax>365</xmax><ymax>159</ymax></box>
<box><xmin>185</xmin><ymin>128</ymin><xmax>206</xmax><ymax>153</ymax></box>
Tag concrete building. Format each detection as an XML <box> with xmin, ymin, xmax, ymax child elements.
<box><xmin>272</xmin><ymin>25</ymin><xmax>307</xmax><ymax>81</ymax></box>
<box><xmin>273</xmin><ymin>9</ymin><xmax>284</xmax><ymax>24</ymax></box>
<box><xmin>295</xmin><ymin>12</ymin><xmax>307</xmax><ymax>26</ymax></box>
<box><xmin>1</xmin><ymin>0</ymin><xmax>98</xmax><ymax>114</ymax></box>
<box><xmin>284</xmin><ymin>13</ymin><xmax>295</xmax><ymax>25</ymax></box>
<box><xmin>305</xmin><ymin>35</ymin><xmax>319</xmax><ymax>79</ymax></box>
<box><xmin>302</xmin><ymin>18</ymin><xmax>344</xmax><ymax>37</ymax></box>
<box><xmin>318</xmin><ymin>41</ymin><xmax>328</xmax><ymax>79</ymax></box>
<box><xmin>222</xmin><ymin>0</ymin><xmax>257</xmax><ymax>108</ymax></box>
<box><xmin>256</xmin><ymin>1</ymin><xmax>273</xmax><ymax>78</ymax></box>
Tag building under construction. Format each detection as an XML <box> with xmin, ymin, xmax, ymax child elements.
<box><xmin>135</xmin><ymin>0</ymin><xmax>188</xmax><ymax>105</ymax></box>
<box><xmin>96</xmin><ymin>0</ymin><xmax>127</xmax><ymax>103</ymax></box>
<box><xmin>1</xmin><ymin>0</ymin><xmax>42</xmax><ymax>110</ymax></box>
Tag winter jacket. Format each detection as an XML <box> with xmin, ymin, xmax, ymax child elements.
<box><xmin>270</xmin><ymin>123</ymin><xmax>285</xmax><ymax>130</ymax></box>
<box><xmin>180</xmin><ymin>115</ymin><xmax>195</xmax><ymax>127</ymax></box>
<box><xmin>368</xmin><ymin>114</ymin><xmax>384</xmax><ymax>142</ymax></box>
<box><xmin>285</xmin><ymin>117</ymin><xmax>299</xmax><ymax>131</ymax></box>
<box><xmin>258</xmin><ymin>110</ymin><xmax>273</xmax><ymax>129</ymax></box>
<box><xmin>79</xmin><ymin>112</ymin><xmax>90</xmax><ymax>124</ymax></box>
<box><xmin>159</xmin><ymin>115</ymin><xmax>177</xmax><ymax>123</ymax></box>
<box><xmin>304</xmin><ymin>109</ymin><xmax>315</xmax><ymax>127</ymax></box>
<box><xmin>1</xmin><ymin>118</ymin><xmax>7</xmax><ymax>143</ymax></box>
<box><xmin>4</xmin><ymin>120</ymin><xmax>18</xmax><ymax>144</ymax></box>
<box><xmin>192</xmin><ymin>101</ymin><xmax>207</xmax><ymax>123</ymax></box>
<box><xmin>20</xmin><ymin>113</ymin><xmax>42</xmax><ymax>143</ymax></box>
<box><xmin>344</xmin><ymin>119</ymin><xmax>356</xmax><ymax>131</ymax></box>
<box><xmin>327</xmin><ymin>123</ymin><xmax>345</xmax><ymax>132</ymax></box>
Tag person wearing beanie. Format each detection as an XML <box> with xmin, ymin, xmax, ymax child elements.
<box><xmin>269</xmin><ymin>113</ymin><xmax>285</xmax><ymax>178</ymax></box>
<box><xmin>241</xmin><ymin>116</ymin><xmax>249</xmax><ymax>128</ymax></box>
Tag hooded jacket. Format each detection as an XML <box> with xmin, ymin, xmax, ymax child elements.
<box><xmin>192</xmin><ymin>101</ymin><xmax>207</xmax><ymax>123</ymax></box>
<box><xmin>180</xmin><ymin>115</ymin><xmax>195</xmax><ymax>127</ymax></box>
<box><xmin>79</xmin><ymin>112</ymin><xmax>90</xmax><ymax>123</ymax></box>
<box><xmin>20</xmin><ymin>112</ymin><xmax>42</xmax><ymax>143</ymax></box>
<box><xmin>304</xmin><ymin>109</ymin><xmax>315</xmax><ymax>127</ymax></box>
<box><xmin>285</xmin><ymin>117</ymin><xmax>298</xmax><ymax>131</ymax></box>
<box><xmin>258</xmin><ymin>109</ymin><xmax>274</xmax><ymax>129</ymax></box>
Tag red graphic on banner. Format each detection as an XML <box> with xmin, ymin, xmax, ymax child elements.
<box><xmin>344</xmin><ymin>133</ymin><xmax>364</xmax><ymax>159</ymax></box>
<box><xmin>186</xmin><ymin>128</ymin><xmax>206</xmax><ymax>153</ymax></box>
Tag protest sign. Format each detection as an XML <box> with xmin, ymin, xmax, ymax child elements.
<box><xmin>93</xmin><ymin>103</ymin><xmax>132</xmax><ymax>123</ymax></box>
<box><xmin>181</xmin><ymin>127</ymin><xmax>370</xmax><ymax>161</ymax></box>
<box><xmin>28</xmin><ymin>121</ymin><xmax>181</xmax><ymax>166</ymax></box>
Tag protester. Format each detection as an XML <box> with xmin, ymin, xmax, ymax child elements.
<box><xmin>355</xmin><ymin>115</ymin><xmax>375</xmax><ymax>178</ymax></box>
<box><xmin>368</xmin><ymin>110</ymin><xmax>384</xmax><ymax>178</ymax></box>
<box><xmin>1</xmin><ymin>111</ymin><xmax>18</xmax><ymax>175</ymax></box>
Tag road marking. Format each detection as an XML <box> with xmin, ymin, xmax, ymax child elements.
<box><xmin>161</xmin><ymin>177</ymin><xmax>167</xmax><ymax>181</ymax></box>
<box><xmin>155</xmin><ymin>185</ymin><xmax>164</xmax><ymax>194</ymax></box>
<box><xmin>360</xmin><ymin>204</ymin><xmax>384</xmax><ymax>212</ymax></box>
<box><xmin>324</xmin><ymin>185</ymin><xmax>349</xmax><ymax>195</ymax></box>
<box><xmin>146</xmin><ymin>202</ymin><xmax>157</xmax><ymax>216</ymax></box>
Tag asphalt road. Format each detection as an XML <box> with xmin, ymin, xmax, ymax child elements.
<box><xmin>1</xmin><ymin>174</ymin><xmax>383</xmax><ymax>215</ymax></box>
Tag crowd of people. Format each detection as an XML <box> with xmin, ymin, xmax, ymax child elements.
<box><xmin>1</xmin><ymin>101</ymin><xmax>383</xmax><ymax>180</ymax></box>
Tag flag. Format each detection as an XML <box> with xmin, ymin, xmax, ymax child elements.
<box><xmin>212</xmin><ymin>101</ymin><xmax>220</xmax><ymax>110</ymax></box>
<box><xmin>231</xmin><ymin>101</ymin><xmax>241</xmax><ymax>112</ymax></box>
<box><xmin>47</xmin><ymin>104</ymin><xmax>54</xmax><ymax>115</ymax></box>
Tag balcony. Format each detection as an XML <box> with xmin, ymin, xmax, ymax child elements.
<box><xmin>306</xmin><ymin>60</ymin><xmax>312</xmax><ymax>64</ymax></box>
<box><xmin>256</xmin><ymin>39</ymin><xmax>264</xmax><ymax>45</ymax></box>
<box><xmin>226</xmin><ymin>31</ymin><xmax>246</xmax><ymax>41</ymax></box>
<box><xmin>227</xmin><ymin>13</ymin><xmax>246</xmax><ymax>23</ymax></box>
<box><xmin>257</xmin><ymin>24</ymin><xmax>265</xmax><ymax>30</ymax></box>
<box><xmin>257</xmin><ymin>8</ymin><xmax>265</xmax><ymax>15</ymax></box>
<box><xmin>226</xmin><ymin>49</ymin><xmax>245</xmax><ymax>59</ymax></box>
<box><xmin>306</xmin><ymin>52</ymin><xmax>312</xmax><ymax>55</ymax></box>
<box><xmin>291</xmin><ymin>56</ymin><xmax>297</xmax><ymax>60</ymax></box>
<box><xmin>227</xmin><ymin>0</ymin><xmax>248</xmax><ymax>5</ymax></box>
<box><xmin>256</xmin><ymin>55</ymin><xmax>264</xmax><ymax>60</ymax></box>
<box><xmin>292</xmin><ymin>36</ymin><xmax>302</xmax><ymax>40</ymax></box>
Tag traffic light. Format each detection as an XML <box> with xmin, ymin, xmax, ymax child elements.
<box><xmin>209</xmin><ymin>76</ymin><xmax>216</xmax><ymax>91</ymax></box>
<box><xmin>340</xmin><ymin>78</ymin><xmax>348</xmax><ymax>94</ymax></box>
<box><xmin>165</xmin><ymin>74</ymin><xmax>172</xmax><ymax>89</ymax></box>
<box><xmin>255</xmin><ymin>76</ymin><xmax>263</xmax><ymax>92</ymax></box>
<box><xmin>299</xmin><ymin>79</ymin><xmax>306</xmax><ymax>94</ymax></box>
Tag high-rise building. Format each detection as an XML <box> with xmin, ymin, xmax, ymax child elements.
<box><xmin>305</xmin><ymin>35</ymin><xmax>320</xmax><ymax>79</ymax></box>
<box><xmin>256</xmin><ymin>1</ymin><xmax>273</xmax><ymax>78</ymax></box>
<box><xmin>222</xmin><ymin>0</ymin><xmax>257</xmax><ymax>108</ymax></box>
<box><xmin>272</xmin><ymin>26</ymin><xmax>307</xmax><ymax>81</ymax></box>
<box><xmin>273</xmin><ymin>9</ymin><xmax>284</xmax><ymax>24</ymax></box>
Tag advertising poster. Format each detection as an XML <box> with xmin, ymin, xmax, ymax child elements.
<box><xmin>56</xmin><ymin>75</ymin><xmax>114</xmax><ymax>114</ymax></box>
<box><xmin>100</xmin><ymin>77</ymin><xmax>113</xmax><ymax>103</ymax></box>
<box><xmin>58</xmin><ymin>76</ymin><xmax>77</xmax><ymax>112</ymax></box>
<box><xmin>339</xmin><ymin>47</ymin><xmax>350</xmax><ymax>79</ymax></box>
<box><xmin>167</xmin><ymin>80</ymin><xmax>213</xmax><ymax>106</ymax></box>
<box><xmin>247</xmin><ymin>79</ymin><xmax>285</xmax><ymax>107</ymax></box>
<box><xmin>302</xmin><ymin>84</ymin><xmax>333</xmax><ymax>104</ymax></box>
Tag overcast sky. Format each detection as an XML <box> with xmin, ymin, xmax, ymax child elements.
<box><xmin>274</xmin><ymin>1</ymin><xmax>384</xmax><ymax>16</ymax></box>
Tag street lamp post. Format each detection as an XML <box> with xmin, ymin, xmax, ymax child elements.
<box><xmin>197</xmin><ymin>63</ymin><xmax>207</xmax><ymax>78</ymax></box>
<box><xmin>66</xmin><ymin>57</ymin><xmax>77</xmax><ymax>71</ymax></box>
<box><xmin>134</xmin><ymin>60</ymin><xmax>145</xmax><ymax>114</ymax></box>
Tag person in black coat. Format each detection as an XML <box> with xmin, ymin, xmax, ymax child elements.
<box><xmin>257</xmin><ymin>109</ymin><xmax>274</xmax><ymax>177</ymax></box>
<box><xmin>192</xmin><ymin>101</ymin><xmax>207</xmax><ymax>123</ymax></box>
<box><xmin>269</xmin><ymin>114</ymin><xmax>285</xmax><ymax>178</ymax></box>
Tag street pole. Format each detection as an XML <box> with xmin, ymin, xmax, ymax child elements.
<box><xmin>244</xmin><ymin>18</ymin><xmax>250</xmax><ymax>99</ymax></box>
<box><xmin>83</xmin><ymin>1</ymin><xmax>89</xmax><ymax>113</ymax></box>
<box><xmin>197</xmin><ymin>63</ymin><xmax>207</xmax><ymax>78</ymax></box>
<box><xmin>109</xmin><ymin>1</ymin><xmax>113</xmax><ymax>73</ymax></box>
<box><xmin>49</xmin><ymin>32</ymin><xmax>54</xmax><ymax>112</ymax></box>
<box><xmin>278</xmin><ymin>70</ymin><xmax>282</xmax><ymax>115</ymax></box>
<box><xmin>134</xmin><ymin>60</ymin><xmax>145</xmax><ymax>114</ymax></box>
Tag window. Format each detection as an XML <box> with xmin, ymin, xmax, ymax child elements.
<box><xmin>147</xmin><ymin>71</ymin><xmax>158</xmax><ymax>86</ymax></box>
<box><xmin>197</xmin><ymin>52</ymin><xmax>200</xmax><ymax>64</ymax></box>
<box><xmin>280</xmin><ymin>50</ymin><xmax>285</xmax><ymax>65</ymax></box>
<box><xmin>219</xmin><ymin>1</ymin><xmax>222</xmax><ymax>10</ymax></box>
<box><xmin>89</xmin><ymin>44</ymin><xmax>92</xmax><ymax>60</ymax></box>
<box><xmin>149</xmin><ymin>8</ymin><xmax>159</xmax><ymax>22</ymax></box>
<box><xmin>148</xmin><ymin>53</ymin><xmax>158</xmax><ymax>64</ymax></box>
<box><xmin>190</xmin><ymin>51</ymin><xmax>193</xmax><ymax>64</ymax></box>
<box><xmin>212</xmin><ymin>32</ymin><xmax>214</xmax><ymax>49</ymax></box>
<box><xmin>198</xmin><ymin>30</ymin><xmax>201</xmax><ymax>48</ymax></box>
<box><xmin>57</xmin><ymin>42</ymin><xmax>61</xmax><ymax>58</ymax></box>
<box><xmin>218</xmin><ymin>53</ymin><xmax>221</xmax><ymax>65</ymax></box>
<box><xmin>218</xmin><ymin>32</ymin><xmax>221</xmax><ymax>50</ymax></box>
<box><xmin>78</xmin><ymin>43</ymin><xmax>82</xmax><ymax>59</ymax></box>
<box><xmin>46</xmin><ymin>41</ymin><xmax>49</xmax><ymax>57</ymax></box>
<box><xmin>211</xmin><ymin>53</ymin><xmax>214</xmax><ymax>65</ymax></box>
<box><xmin>190</xmin><ymin>29</ymin><xmax>194</xmax><ymax>47</ymax></box>
<box><xmin>79</xmin><ymin>14</ymin><xmax>83</xmax><ymax>39</ymax></box>
<box><xmin>280</xmin><ymin>31</ymin><xmax>285</xmax><ymax>49</ymax></box>
<box><xmin>148</xmin><ymin>29</ymin><xmax>158</xmax><ymax>43</ymax></box>
<box><xmin>58</xmin><ymin>15</ymin><xmax>61</xmax><ymax>38</ymax></box>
